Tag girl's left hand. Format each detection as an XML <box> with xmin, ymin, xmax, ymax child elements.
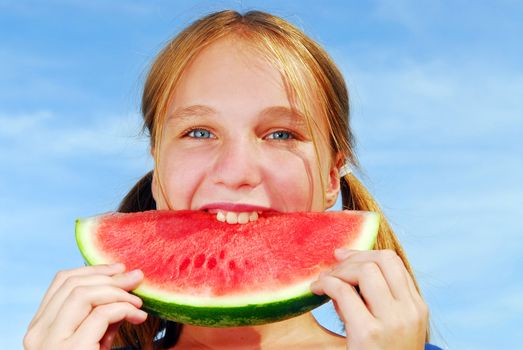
<box><xmin>310</xmin><ymin>249</ymin><xmax>428</xmax><ymax>350</ymax></box>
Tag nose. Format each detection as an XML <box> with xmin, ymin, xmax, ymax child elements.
<box><xmin>210</xmin><ymin>136</ymin><xmax>262</xmax><ymax>190</ymax></box>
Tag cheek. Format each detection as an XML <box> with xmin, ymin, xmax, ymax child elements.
<box><xmin>158</xmin><ymin>149</ymin><xmax>209</xmax><ymax>209</ymax></box>
<box><xmin>265</xmin><ymin>150</ymin><xmax>324</xmax><ymax>211</ymax></box>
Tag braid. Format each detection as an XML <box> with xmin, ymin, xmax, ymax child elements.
<box><xmin>113</xmin><ymin>171</ymin><xmax>183</xmax><ymax>349</ymax></box>
<box><xmin>340</xmin><ymin>174</ymin><xmax>431</xmax><ymax>342</ymax></box>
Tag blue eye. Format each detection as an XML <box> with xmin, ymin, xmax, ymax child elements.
<box><xmin>268</xmin><ymin>131</ymin><xmax>294</xmax><ymax>140</ymax></box>
<box><xmin>187</xmin><ymin>128</ymin><xmax>215</xmax><ymax>139</ymax></box>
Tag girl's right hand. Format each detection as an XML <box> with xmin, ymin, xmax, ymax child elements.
<box><xmin>23</xmin><ymin>263</ymin><xmax>148</xmax><ymax>350</ymax></box>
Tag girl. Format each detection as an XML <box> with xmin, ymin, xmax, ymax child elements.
<box><xmin>24</xmin><ymin>10</ymin><xmax>441</xmax><ymax>350</ymax></box>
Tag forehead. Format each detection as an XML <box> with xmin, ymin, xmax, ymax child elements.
<box><xmin>169</xmin><ymin>36</ymin><xmax>287</xmax><ymax>109</ymax></box>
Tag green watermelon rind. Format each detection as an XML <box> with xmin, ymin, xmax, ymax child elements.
<box><xmin>139</xmin><ymin>289</ymin><xmax>331</xmax><ymax>327</ymax></box>
<box><xmin>75</xmin><ymin>211</ymin><xmax>379</xmax><ymax>327</ymax></box>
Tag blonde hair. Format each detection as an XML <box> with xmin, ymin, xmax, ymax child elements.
<box><xmin>115</xmin><ymin>9</ymin><xmax>431</xmax><ymax>348</ymax></box>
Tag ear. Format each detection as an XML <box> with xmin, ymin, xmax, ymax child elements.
<box><xmin>150</xmin><ymin>146</ymin><xmax>159</xmax><ymax>204</ymax></box>
<box><xmin>324</xmin><ymin>153</ymin><xmax>344</xmax><ymax>209</ymax></box>
<box><xmin>151</xmin><ymin>168</ymin><xmax>158</xmax><ymax>203</ymax></box>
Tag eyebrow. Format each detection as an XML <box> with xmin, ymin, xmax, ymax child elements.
<box><xmin>169</xmin><ymin>105</ymin><xmax>216</xmax><ymax>121</ymax></box>
<box><xmin>261</xmin><ymin>106</ymin><xmax>307</xmax><ymax>126</ymax></box>
<box><xmin>168</xmin><ymin>104</ymin><xmax>307</xmax><ymax>126</ymax></box>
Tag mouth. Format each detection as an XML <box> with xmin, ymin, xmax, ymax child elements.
<box><xmin>199</xmin><ymin>203</ymin><xmax>276</xmax><ymax>224</ymax></box>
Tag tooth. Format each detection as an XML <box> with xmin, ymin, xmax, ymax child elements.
<box><xmin>249</xmin><ymin>211</ymin><xmax>259</xmax><ymax>221</ymax></box>
<box><xmin>217</xmin><ymin>211</ymin><xmax>226</xmax><ymax>222</ymax></box>
<box><xmin>226</xmin><ymin>211</ymin><xmax>238</xmax><ymax>224</ymax></box>
<box><xmin>237</xmin><ymin>212</ymin><xmax>249</xmax><ymax>224</ymax></box>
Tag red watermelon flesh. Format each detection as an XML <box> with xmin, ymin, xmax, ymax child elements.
<box><xmin>76</xmin><ymin>209</ymin><xmax>379</xmax><ymax>326</ymax></box>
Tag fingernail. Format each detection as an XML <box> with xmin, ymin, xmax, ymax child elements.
<box><xmin>132</xmin><ymin>295</ymin><xmax>144</xmax><ymax>307</ymax></box>
<box><xmin>334</xmin><ymin>248</ymin><xmax>354</xmax><ymax>259</ymax></box>
<box><xmin>310</xmin><ymin>281</ymin><xmax>323</xmax><ymax>295</ymax></box>
<box><xmin>334</xmin><ymin>247</ymin><xmax>348</xmax><ymax>254</ymax></box>
<box><xmin>110</xmin><ymin>263</ymin><xmax>125</xmax><ymax>269</ymax></box>
<box><xmin>127</xmin><ymin>269</ymin><xmax>143</xmax><ymax>280</ymax></box>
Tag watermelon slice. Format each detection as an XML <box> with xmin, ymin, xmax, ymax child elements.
<box><xmin>75</xmin><ymin>210</ymin><xmax>379</xmax><ymax>327</ymax></box>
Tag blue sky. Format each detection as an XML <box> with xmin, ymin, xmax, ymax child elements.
<box><xmin>1</xmin><ymin>1</ymin><xmax>521</xmax><ymax>349</ymax></box>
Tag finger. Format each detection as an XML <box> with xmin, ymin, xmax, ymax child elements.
<box><xmin>37</xmin><ymin>264</ymin><xmax>126</xmax><ymax>317</ymax></box>
<box><xmin>72</xmin><ymin>302</ymin><xmax>148</xmax><ymax>347</ymax></box>
<box><xmin>30</xmin><ymin>263</ymin><xmax>126</xmax><ymax>327</ymax></box>
<box><xmin>335</xmin><ymin>249</ymin><xmax>412</xmax><ymax>301</ymax></box>
<box><xmin>100</xmin><ymin>320</ymin><xmax>123</xmax><ymax>350</ymax></box>
<box><xmin>34</xmin><ymin>268</ymin><xmax>141</xmax><ymax>332</ymax></box>
<box><xmin>35</xmin><ymin>273</ymin><xmax>123</xmax><ymax>329</ymax></box>
<box><xmin>326</xmin><ymin>261</ymin><xmax>395</xmax><ymax>318</ymax></box>
<box><xmin>402</xmin><ymin>265</ymin><xmax>427</xmax><ymax>310</ymax></box>
<box><xmin>49</xmin><ymin>271</ymin><xmax>144</xmax><ymax>337</ymax></box>
<box><xmin>310</xmin><ymin>274</ymin><xmax>374</xmax><ymax>327</ymax></box>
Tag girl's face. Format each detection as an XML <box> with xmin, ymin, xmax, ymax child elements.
<box><xmin>152</xmin><ymin>37</ymin><xmax>340</xmax><ymax>216</ymax></box>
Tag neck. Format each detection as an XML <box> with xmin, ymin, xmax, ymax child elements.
<box><xmin>175</xmin><ymin>312</ymin><xmax>330</xmax><ymax>349</ymax></box>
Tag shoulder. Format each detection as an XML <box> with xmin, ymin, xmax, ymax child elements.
<box><xmin>308</xmin><ymin>327</ymin><xmax>346</xmax><ymax>349</ymax></box>
<box><xmin>316</xmin><ymin>339</ymin><xmax>444</xmax><ymax>350</ymax></box>
<box><xmin>302</xmin><ymin>334</ymin><xmax>443</xmax><ymax>350</ymax></box>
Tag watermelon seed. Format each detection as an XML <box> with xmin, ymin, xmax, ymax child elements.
<box><xmin>207</xmin><ymin>257</ymin><xmax>217</xmax><ymax>269</ymax></box>
<box><xmin>219</xmin><ymin>250</ymin><xmax>225</xmax><ymax>259</ymax></box>
<box><xmin>194</xmin><ymin>253</ymin><xmax>206</xmax><ymax>268</ymax></box>
<box><xmin>228</xmin><ymin>260</ymin><xmax>236</xmax><ymax>270</ymax></box>
<box><xmin>179</xmin><ymin>257</ymin><xmax>191</xmax><ymax>273</ymax></box>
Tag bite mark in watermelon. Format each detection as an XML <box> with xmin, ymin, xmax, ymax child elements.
<box><xmin>75</xmin><ymin>210</ymin><xmax>379</xmax><ymax>327</ymax></box>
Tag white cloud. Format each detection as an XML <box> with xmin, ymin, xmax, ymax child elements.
<box><xmin>0</xmin><ymin>284</ymin><xmax>46</xmax><ymax>306</ymax></box>
<box><xmin>0</xmin><ymin>109</ymin><xmax>153</xmax><ymax>206</ymax></box>
<box><xmin>372</xmin><ymin>0</ymin><xmax>443</xmax><ymax>32</ymax></box>
<box><xmin>0</xmin><ymin>110</ymin><xmax>151</xmax><ymax>160</ymax></box>
<box><xmin>0</xmin><ymin>0</ymin><xmax>158</xmax><ymax>17</ymax></box>
<box><xmin>435</xmin><ymin>285</ymin><xmax>523</xmax><ymax>349</ymax></box>
<box><xmin>343</xmin><ymin>59</ymin><xmax>523</xmax><ymax>148</ymax></box>
<box><xmin>0</xmin><ymin>110</ymin><xmax>53</xmax><ymax>136</ymax></box>
<box><xmin>64</xmin><ymin>0</ymin><xmax>158</xmax><ymax>15</ymax></box>
<box><xmin>0</xmin><ymin>48</ymin><xmax>72</xmax><ymax>72</ymax></box>
<box><xmin>372</xmin><ymin>0</ymin><xmax>522</xmax><ymax>37</ymax></box>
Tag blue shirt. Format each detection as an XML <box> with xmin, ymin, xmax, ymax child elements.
<box><xmin>117</xmin><ymin>343</ymin><xmax>443</xmax><ymax>349</ymax></box>
<box><xmin>425</xmin><ymin>344</ymin><xmax>444</xmax><ymax>350</ymax></box>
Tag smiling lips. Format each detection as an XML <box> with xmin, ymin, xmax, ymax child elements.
<box><xmin>199</xmin><ymin>202</ymin><xmax>275</xmax><ymax>224</ymax></box>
